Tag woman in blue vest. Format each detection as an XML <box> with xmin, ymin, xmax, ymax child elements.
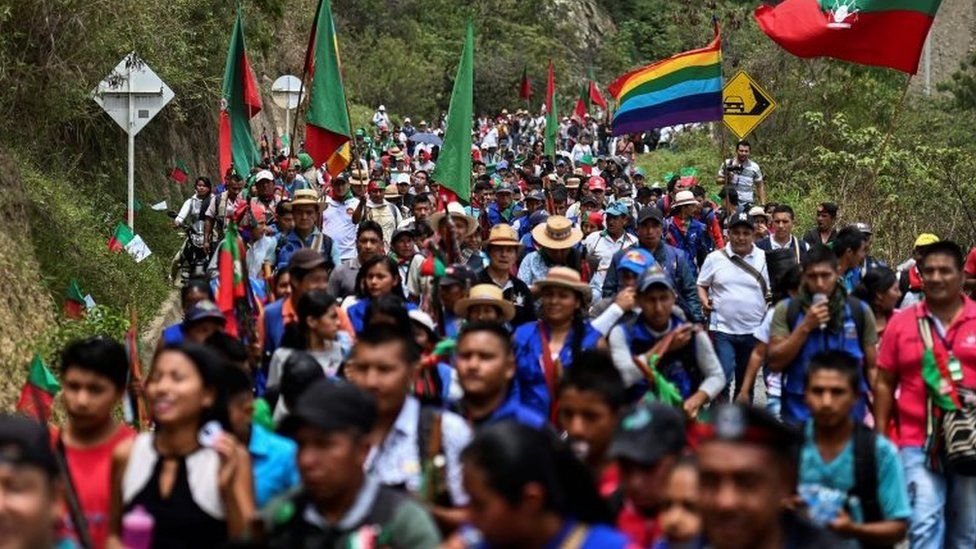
<box><xmin>461</xmin><ymin>421</ymin><xmax>631</xmax><ymax>548</ymax></box>
<box><xmin>512</xmin><ymin>266</ymin><xmax>603</xmax><ymax>418</ymax></box>
<box><xmin>344</xmin><ymin>255</ymin><xmax>412</xmax><ymax>334</ymax></box>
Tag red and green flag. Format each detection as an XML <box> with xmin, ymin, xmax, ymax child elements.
<box><xmin>519</xmin><ymin>66</ymin><xmax>533</xmax><ymax>101</ymax></box>
<box><xmin>16</xmin><ymin>356</ymin><xmax>60</xmax><ymax>422</ymax></box>
<box><xmin>219</xmin><ymin>9</ymin><xmax>263</xmax><ymax>178</ymax></box>
<box><xmin>216</xmin><ymin>222</ymin><xmax>248</xmax><ymax>338</ymax></box>
<box><xmin>755</xmin><ymin>0</ymin><xmax>942</xmax><ymax>74</ymax></box>
<box><xmin>107</xmin><ymin>222</ymin><xmax>152</xmax><ymax>262</ymax></box>
<box><xmin>168</xmin><ymin>160</ymin><xmax>189</xmax><ymax>184</ymax></box>
<box><xmin>303</xmin><ymin>0</ymin><xmax>352</xmax><ymax>177</ymax></box>
<box><xmin>431</xmin><ymin>21</ymin><xmax>475</xmax><ymax>203</ymax></box>
<box><xmin>64</xmin><ymin>279</ymin><xmax>86</xmax><ymax>319</ymax></box>
<box><xmin>588</xmin><ymin>70</ymin><xmax>608</xmax><ymax>110</ymax></box>
<box><xmin>545</xmin><ymin>60</ymin><xmax>557</xmax><ymax>156</ymax></box>
<box><xmin>574</xmin><ymin>82</ymin><xmax>589</xmax><ymax>120</ymax></box>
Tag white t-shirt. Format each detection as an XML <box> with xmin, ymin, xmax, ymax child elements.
<box><xmin>697</xmin><ymin>244</ymin><xmax>769</xmax><ymax>335</ymax></box>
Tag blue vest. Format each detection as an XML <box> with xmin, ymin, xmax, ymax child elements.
<box><xmin>782</xmin><ymin>299</ymin><xmax>868</xmax><ymax>424</ymax></box>
<box><xmin>512</xmin><ymin>321</ymin><xmax>602</xmax><ymax>417</ymax></box>
<box><xmin>624</xmin><ymin>315</ymin><xmax>702</xmax><ymax>400</ymax></box>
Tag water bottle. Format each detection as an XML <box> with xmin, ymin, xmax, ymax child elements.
<box><xmin>121</xmin><ymin>505</ymin><xmax>154</xmax><ymax>549</ymax></box>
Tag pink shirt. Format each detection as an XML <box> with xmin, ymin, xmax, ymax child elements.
<box><xmin>878</xmin><ymin>296</ymin><xmax>976</xmax><ymax>447</ymax></box>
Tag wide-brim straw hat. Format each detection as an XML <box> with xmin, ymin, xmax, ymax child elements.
<box><xmin>291</xmin><ymin>189</ymin><xmax>322</xmax><ymax>210</ymax></box>
<box><xmin>384</xmin><ymin>184</ymin><xmax>401</xmax><ymax>199</ymax></box>
<box><xmin>349</xmin><ymin>169</ymin><xmax>369</xmax><ymax>187</ymax></box>
<box><xmin>532</xmin><ymin>215</ymin><xmax>583</xmax><ymax>250</ymax></box>
<box><xmin>671</xmin><ymin>190</ymin><xmax>697</xmax><ymax>209</ymax></box>
<box><xmin>486</xmin><ymin>223</ymin><xmax>520</xmax><ymax>247</ymax></box>
<box><xmin>454</xmin><ymin>284</ymin><xmax>516</xmax><ymax>321</ymax></box>
<box><xmin>532</xmin><ymin>266</ymin><xmax>591</xmax><ymax>304</ymax></box>
<box><xmin>428</xmin><ymin>202</ymin><xmax>478</xmax><ymax>237</ymax></box>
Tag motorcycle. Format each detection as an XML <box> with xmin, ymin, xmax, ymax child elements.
<box><xmin>168</xmin><ymin>211</ymin><xmax>212</xmax><ymax>284</ymax></box>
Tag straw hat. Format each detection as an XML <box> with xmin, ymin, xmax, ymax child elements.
<box><xmin>428</xmin><ymin>202</ymin><xmax>478</xmax><ymax>236</ymax></box>
<box><xmin>486</xmin><ymin>224</ymin><xmax>520</xmax><ymax>247</ymax></box>
<box><xmin>532</xmin><ymin>215</ymin><xmax>583</xmax><ymax>250</ymax></box>
<box><xmin>454</xmin><ymin>284</ymin><xmax>516</xmax><ymax>321</ymax></box>
<box><xmin>291</xmin><ymin>189</ymin><xmax>322</xmax><ymax>210</ymax></box>
<box><xmin>349</xmin><ymin>169</ymin><xmax>369</xmax><ymax>187</ymax></box>
<box><xmin>564</xmin><ymin>176</ymin><xmax>581</xmax><ymax>189</ymax></box>
<box><xmin>671</xmin><ymin>190</ymin><xmax>697</xmax><ymax>209</ymax></box>
<box><xmin>532</xmin><ymin>266</ymin><xmax>591</xmax><ymax>303</ymax></box>
<box><xmin>384</xmin><ymin>184</ymin><xmax>401</xmax><ymax>200</ymax></box>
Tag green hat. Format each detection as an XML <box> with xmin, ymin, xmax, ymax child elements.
<box><xmin>680</xmin><ymin>167</ymin><xmax>698</xmax><ymax>177</ymax></box>
<box><xmin>355</xmin><ymin>128</ymin><xmax>367</xmax><ymax>137</ymax></box>
<box><xmin>578</xmin><ymin>154</ymin><xmax>594</xmax><ymax>166</ymax></box>
<box><xmin>298</xmin><ymin>153</ymin><xmax>313</xmax><ymax>170</ymax></box>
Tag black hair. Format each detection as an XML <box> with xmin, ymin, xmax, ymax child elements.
<box><xmin>772</xmin><ymin>204</ymin><xmax>795</xmax><ymax>219</ymax></box>
<box><xmin>736</xmin><ymin>139</ymin><xmax>751</xmax><ymax>149</ymax></box>
<box><xmin>551</xmin><ymin>187</ymin><xmax>568</xmax><ymax>203</ymax></box>
<box><xmin>690</xmin><ymin>185</ymin><xmax>706</xmax><ymax>199</ymax></box>
<box><xmin>818</xmin><ymin>202</ymin><xmax>839</xmax><ymax>218</ymax></box>
<box><xmin>718</xmin><ymin>185</ymin><xmax>738</xmax><ymax>206</ymax></box>
<box><xmin>280</xmin><ymin>351</ymin><xmax>326</xmax><ymax>410</ymax></box>
<box><xmin>666</xmin><ymin>175</ymin><xmax>680</xmax><ymax>194</ymax></box>
<box><xmin>833</xmin><ymin>226</ymin><xmax>865</xmax><ymax>259</ymax></box>
<box><xmin>357</xmin><ymin>220</ymin><xmax>384</xmax><ymax>243</ymax></box>
<box><xmin>853</xmin><ymin>267</ymin><xmax>897</xmax><ymax>308</ymax></box>
<box><xmin>204</xmin><ymin>332</ymin><xmax>249</xmax><ymax>369</ymax></box>
<box><xmin>636</xmin><ymin>187</ymin><xmax>652</xmax><ymax>199</ymax></box>
<box><xmin>414</xmin><ymin>220</ymin><xmax>434</xmax><ymax>239</ymax></box>
<box><xmin>773</xmin><ymin>264</ymin><xmax>803</xmax><ymax>305</ymax></box>
<box><xmin>275</xmin><ymin>202</ymin><xmax>293</xmax><ymax>217</ymax></box>
<box><xmin>60</xmin><ymin>337</ymin><xmax>128</xmax><ymax>390</ymax></box>
<box><xmin>458</xmin><ymin>321</ymin><xmax>512</xmax><ymax>354</ymax></box>
<box><xmin>155</xmin><ymin>343</ymin><xmax>231</xmax><ymax>430</ymax></box>
<box><xmin>461</xmin><ymin>421</ymin><xmax>613</xmax><ymax>525</ymax></box>
<box><xmin>920</xmin><ymin>240</ymin><xmax>965</xmax><ymax>272</ymax></box>
<box><xmin>355</xmin><ymin>255</ymin><xmax>404</xmax><ymax>299</ymax></box>
<box><xmin>366</xmin><ymin>294</ymin><xmax>414</xmax><ymax>338</ymax></box>
<box><xmin>195</xmin><ymin>176</ymin><xmax>212</xmax><ymax>190</ymax></box>
<box><xmin>222</xmin><ymin>362</ymin><xmax>253</xmax><ymax>399</ymax></box>
<box><xmin>802</xmin><ymin>244</ymin><xmax>839</xmax><ymax>272</ymax></box>
<box><xmin>805</xmin><ymin>350</ymin><xmax>860</xmax><ymax>392</ymax></box>
<box><xmin>414</xmin><ymin>192</ymin><xmax>432</xmax><ymax>205</ymax></box>
<box><xmin>355</xmin><ymin>324</ymin><xmax>421</xmax><ymax>365</ymax></box>
<box><xmin>181</xmin><ymin>277</ymin><xmax>214</xmax><ymax>306</ymax></box>
<box><xmin>290</xmin><ymin>259</ymin><xmax>334</xmax><ymax>283</ymax></box>
<box><xmin>473</xmin><ymin>181</ymin><xmax>492</xmax><ymax>192</ymax></box>
<box><xmin>558</xmin><ymin>350</ymin><xmax>626</xmax><ymax>411</ymax></box>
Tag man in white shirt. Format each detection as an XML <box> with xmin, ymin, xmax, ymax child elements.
<box><xmin>322</xmin><ymin>173</ymin><xmax>360</xmax><ymax>262</ymax></box>
<box><xmin>716</xmin><ymin>139</ymin><xmax>765</xmax><ymax>206</ymax></box>
<box><xmin>371</xmin><ymin>104</ymin><xmax>390</xmax><ymax>128</ymax></box>
<box><xmin>583</xmin><ymin>201</ymin><xmax>637</xmax><ymax>302</ymax></box>
<box><xmin>697</xmin><ymin>212</ymin><xmax>769</xmax><ymax>402</ymax></box>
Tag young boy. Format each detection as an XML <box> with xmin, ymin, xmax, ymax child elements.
<box><xmin>55</xmin><ymin>337</ymin><xmax>136</xmax><ymax>548</ymax></box>
<box><xmin>799</xmin><ymin>351</ymin><xmax>909</xmax><ymax>547</ymax></box>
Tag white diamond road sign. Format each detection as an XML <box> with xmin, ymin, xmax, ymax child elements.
<box><xmin>92</xmin><ymin>52</ymin><xmax>174</xmax><ymax>136</ymax></box>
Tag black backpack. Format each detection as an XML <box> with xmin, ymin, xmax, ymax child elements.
<box><xmin>849</xmin><ymin>425</ymin><xmax>893</xmax><ymax>549</ymax></box>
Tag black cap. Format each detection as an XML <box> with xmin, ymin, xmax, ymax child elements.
<box><xmin>608</xmin><ymin>402</ymin><xmax>686</xmax><ymax>466</ymax></box>
<box><xmin>439</xmin><ymin>264</ymin><xmax>476</xmax><ymax>287</ymax></box>
<box><xmin>0</xmin><ymin>414</ymin><xmax>58</xmax><ymax>478</ymax></box>
<box><xmin>288</xmin><ymin>248</ymin><xmax>328</xmax><ymax>271</ymax></box>
<box><xmin>279</xmin><ymin>380</ymin><xmax>377</xmax><ymax>436</ymax></box>
<box><xmin>184</xmin><ymin>300</ymin><xmax>226</xmax><ymax>326</ymax></box>
<box><xmin>727</xmin><ymin>212</ymin><xmax>755</xmax><ymax>230</ymax></box>
<box><xmin>637</xmin><ymin>206</ymin><xmax>664</xmax><ymax>225</ymax></box>
<box><xmin>701</xmin><ymin>404</ymin><xmax>802</xmax><ymax>449</ymax></box>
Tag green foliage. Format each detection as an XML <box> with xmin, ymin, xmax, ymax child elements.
<box><xmin>34</xmin><ymin>306</ymin><xmax>131</xmax><ymax>367</ymax></box>
<box><xmin>939</xmin><ymin>50</ymin><xmax>976</xmax><ymax>110</ymax></box>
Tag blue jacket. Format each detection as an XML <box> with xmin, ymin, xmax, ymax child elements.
<box><xmin>347</xmin><ymin>297</ymin><xmax>417</xmax><ymax>334</ymax></box>
<box><xmin>665</xmin><ymin>217</ymin><xmax>708</xmax><ymax>273</ymax></box>
<box><xmin>475</xmin><ymin>389</ymin><xmax>547</xmax><ymax>430</ymax></box>
<box><xmin>249</xmin><ymin>424</ymin><xmax>300</xmax><ymax>508</ymax></box>
<box><xmin>263</xmin><ymin>299</ymin><xmax>288</xmax><ymax>358</ymax></box>
<box><xmin>602</xmin><ymin>243</ymin><xmax>705</xmax><ymax>323</ymax></box>
<box><xmin>512</xmin><ymin>321</ymin><xmax>602</xmax><ymax>417</ymax></box>
<box><xmin>275</xmin><ymin>229</ymin><xmax>339</xmax><ymax>272</ymax></box>
<box><xmin>486</xmin><ymin>202</ymin><xmax>522</xmax><ymax>226</ymax></box>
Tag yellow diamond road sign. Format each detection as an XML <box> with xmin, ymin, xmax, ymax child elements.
<box><xmin>722</xmin><ymin>71</ymin><xmax>776</xmax><ymax>140</ymax></box>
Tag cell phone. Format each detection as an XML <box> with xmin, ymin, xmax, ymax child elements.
<box><xmin>198</xmin><ymin>420</ymin><xmax>224</xmax><ymax>448</ymax></box>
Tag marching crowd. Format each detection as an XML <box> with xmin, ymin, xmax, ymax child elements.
<box><xmin>6</xmin><ymin>108</ymin><xmax>976</xmax><ymax>549</ymax></box>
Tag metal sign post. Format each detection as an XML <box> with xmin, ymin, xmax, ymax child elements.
<box><xmin>93</xmin><ymin>52</ymin><xmax>174</xmax><ymax>230</ymax></box>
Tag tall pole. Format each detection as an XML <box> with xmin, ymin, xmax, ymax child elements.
<box><xmin>127</xmin><ymin>64</ymin><xmax>135</xmax><ymax>231</ymax></box>
<box><xmin>924</xmin><ymin>33</ymin><xmax>932</xmax><ymax>96</ymax></box>
<box><xmin>285</xmin><ymin>107</ymin><xmax>292</xmax><ymax>153</ymax></box>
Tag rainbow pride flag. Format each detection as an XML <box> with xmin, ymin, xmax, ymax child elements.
<box><xmin>608</xmin><ymin>28</ymin><xmax>723</xmax><ymax>136</ymax></box>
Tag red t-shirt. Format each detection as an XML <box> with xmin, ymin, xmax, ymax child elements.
<box><xmin>52</xmin><ymin>424</ymin><xmax>136</xmax><ymax>549</ymax></box>
<box><xmin>878</xmin><ymin>297</ymin><xmax>976</xmax><ymax>447</ymax></box>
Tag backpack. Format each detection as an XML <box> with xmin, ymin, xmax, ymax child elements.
<box><xmin>849</xmin><ymin>425</ymin><xmax>893</xmax><ymax>549</ymax></box>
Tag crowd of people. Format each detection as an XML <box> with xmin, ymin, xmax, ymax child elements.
<box><xmin>5</xmin><ymin>107</ymin><xmax>976</xmax><ymax>549</ymax></box>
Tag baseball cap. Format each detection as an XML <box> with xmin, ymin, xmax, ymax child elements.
<box><xmin>727</xmin><ymin>212</ymin><xmax>755</xmax><ymax>230</ymax></box>
<box><xmin>637</xmin><ymin>265</ymin><xmax>675</xmax><ymax>294</ymax></box>
<box><xmin>618</xmin><ymin>248</ymin><xmax>655</xmax><ymax>276</ymax></box>
<box><xmin>526</xmin><ymin>190</ymin><xmax>546</xmax><ymax>203</ymax></box>
<box><xmin>0</xmin><ymin>415</ymin><xmax>58</xmax><ymax>478</ymax></box>
<box><xmin>494</xmin><ymin>182</ymin><xmax>514</xmax><ymax>194</ymax></box>
<box><xmin>636</xmin><ymin>206</ymin><xmax>664</xmax><ymax>225</ymax></box>
<box><xmin>391</xmin><ymin>225</ymin><xmax>415</xmax><ymax>243</ymax></box>
<box><xmin>586</xmin><ymin>211</ymin><xmax>604</xmax><ymax>229</ymax></box>
<box><xmin>698</xmin><ymin>404</ymin><xmax>803</xmax><ymax>450</ymax></box>
<box><xmin>915</xmin><ymin>233</ymin><xmax>940</xmax><ymax>248</ymax></box>
<box><xmin>581</xmin><ymin>195</ymin><xmax>600</xmax><ymax>207</ymax></box>
<box><xmin>748</xmin><ymin>206</ymin><xmax>769</xmax><ymax>220</ymax></box>
<box><xmin>605</xmin><ymin>201</ymin><xmax>630</xmax><ymax>218</ymax></box>
<box><xmin>184</xmin><ymin>300</ymin><xmax>226</xmax><ymax>325</ymax></box>
<box><xmin>279</xmin><ymin>379</ymin><xmax>377</xmax><ymax>436</ymax></box>
<box><xmin>853</xmin><ymin>222</ymin><xmax>872</xmax><ymax>235</ymax></box>
<box><xmin>255</xmin><ymin>169</ymin><xmax>274</xmax><ymax>183</ymax></box>
<box><xmin>440</xmin><ymin>264</ymin><xmax>476</xmax><ymax>287</ymax></box>
<box><xmin>288</xmin><ymin>248</ymin><xmax>328</xmax><ymax>271</ymax></box>
<box><xmin>588</xmin><ymin>176</ymin><xmax>607</xmax><ymax>191</ymax></box>
<box><xmin>608</xmin><ymin>402</ymin><xmax>686</xmax><ymax>466</ymax></box>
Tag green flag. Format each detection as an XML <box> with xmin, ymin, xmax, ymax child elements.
<box><xmin>545</xmin><ymin>92</ymin><xmax>558</xmax><ymax>157</ymax></box>
<box><xmin>431</xmin><ymin>21</ymin><xmax>474</xmax><ymax>203</ymax></box>
<box><xmin>219</xmin><ymin>9</ymin><xmax>263</xmax><ymax>178</ymax></box>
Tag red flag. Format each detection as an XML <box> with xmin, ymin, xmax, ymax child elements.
<box><xmin>519</xmin><ymin>66</ymin><xmax>533</xmax><ymax>100</ymax></box>
<box><xmin>589</xmin><ymin>80</ymin><xmax>607</xmax><ymax>109</ymax></box>
<box><xmin>545</xmin><ymin>60</ymin><xmax>555</xmax><ymax>113</ymax></box>
<box><xmin>216</xmin><ymin>223</ymin><xmax>247</xmax><ymax>337</ymax></box>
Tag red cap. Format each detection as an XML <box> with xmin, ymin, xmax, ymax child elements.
<box><xmin>367</xmin><ymin>181</ymin><xmax>381</xmax><ymax>193</ymax></box>
<box><xmin>587</xmin><ymin>211</ymin><xmax>604</xmax><ymax>228</ymax></box>
<box><xmin>588</xmin><ymin>176</ymin><xmax>606</xmax><ymax>191</ymax></box>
